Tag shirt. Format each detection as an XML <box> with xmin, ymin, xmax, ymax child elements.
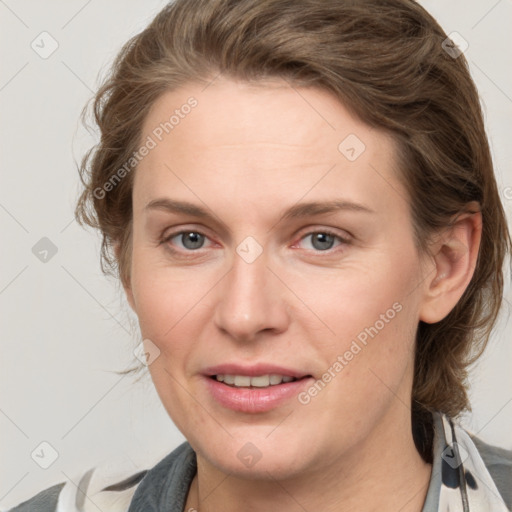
<box><xmin>5</xmin><ymin>411</ymin><xmax>511</xmax><ymax>511</ymax></box>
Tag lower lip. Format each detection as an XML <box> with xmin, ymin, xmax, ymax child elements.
<box><xmin>204</xmin><ymin>376</ymin><xmax>313</xmax><ymax>413</ymax></box>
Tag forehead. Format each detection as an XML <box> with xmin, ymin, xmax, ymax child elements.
<box><xmin>142</xmin><ymin>77</ymin><xmax>391</xmax><ymax>154</ymax></box>
<box><xmin>134</xmin><ymin>78</ymin><xmax>408</xmax><ymax>220</ymax></box>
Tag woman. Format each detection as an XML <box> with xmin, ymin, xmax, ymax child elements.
<box><xmin>9</xmin><ymin>0</ymin><xmax>511</xmax><ymax>511</ymax></box>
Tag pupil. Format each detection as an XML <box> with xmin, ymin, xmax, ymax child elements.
<box><xmin>182</xmin><ymin>232</ymin><xmax>204</xmax><ymax>250</ymax></box>
<box><xmin>312</xmin><ymin>233</ymin><xmax>334</xmax><ymax>250</ymax></box>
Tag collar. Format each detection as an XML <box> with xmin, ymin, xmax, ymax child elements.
<box><xmin>426</xmin><ymin>411</ymin><xmax>509</xmax><ymax>512</ymax></box>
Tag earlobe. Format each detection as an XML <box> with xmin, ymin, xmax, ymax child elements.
<box><xmin>419</xmin><ymin>206</ymin><xmax>482</xmax><ymax>324</ymax></box>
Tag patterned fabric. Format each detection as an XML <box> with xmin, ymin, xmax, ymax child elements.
<box><xmin>4</xmin><ymin>412</ymin><xmax>511</xmax><ymax>511</ymax></box>
<box><xmin>438</xmin><ymin>415</ymin><xmax>509</xmax><ymax>511</ymax></box>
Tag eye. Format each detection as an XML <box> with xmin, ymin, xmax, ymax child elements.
<box><xmin>296</xmin><ymin>231</ymin><xmax>348</xmax><ymax>251</ymax></box>
<box><xmin>163</xmin><ymin>230</ymin><xmax>212</xmax><ymax>251</ymax></box>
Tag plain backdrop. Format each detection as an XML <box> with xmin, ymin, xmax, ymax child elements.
<box><xmin>1</xmin><ymin>0</ymin><xmax>511</xmax><ymax>508</ymax></box>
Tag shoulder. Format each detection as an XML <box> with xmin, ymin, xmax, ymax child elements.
<box><xmin>4</xmin><ymin>443</ymin><xmax>195</xmax><ymax>512</ymax></box>
<box><xmin>470</xmin><ymin>434</ymin><xmax>512</xmax><ymax>509</ymax></box>
<box><xmin>128</xmin><ymin>441</ymin><xmax>196</xmax><ymax>511</ymax></box>
<box><xmin>4</xmin><ymin>483</ymin><xmax>65</xmax><ymax>512</ymax></box>
<box><xmin>5</xmin><ymin>464</ymin><xmax>147</xmax><ymax>511</ymax></box>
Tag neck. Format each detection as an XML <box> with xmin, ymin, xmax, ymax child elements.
<box><xmin>185</xmin><ymin>405</ymin><xmax>432</xmax><ymax>512</ymax></box>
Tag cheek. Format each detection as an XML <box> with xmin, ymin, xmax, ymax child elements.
<box><xmin>293</xmin><ymin>250</ymin><xmax>421</xmax><ymax>404</ymax></box>
<box><xmin>290</xmin><ymin>253</ymin><xmax>419</xmax><ymax>348</ymax></box>
<box><xmin>131</xmin><ymin>262</ymin><xmax>210</xmax><ymax>425</ymax></box>
<box><xmin>298</xmin><ymin>294</ymin><xmax>418</xmax><ymax>441</ymax></box>
<box><xmin>130</xmin><ymin>251</ymin><xmax>209</xmax><ymax>341</ymax></box>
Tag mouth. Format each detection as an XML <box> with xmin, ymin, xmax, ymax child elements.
<box><xmin>211</xmin><ymin>374</ymin><xmax>310</xmax><ymax>388</ymax></box>
<box><xmin>203</xmin><ymin>366</ymin><xmax>314</xmax><ymax>413</ymax></box>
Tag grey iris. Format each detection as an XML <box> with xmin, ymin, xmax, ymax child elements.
<box><xmin>182</xmin><ymin>232</ymin><xmax>204</xmax><ymax>250</ymax></box>
<box><xmin>311</xmin><ymin>233</ymin><xmax>335</xmax><ymax>250</ymax></box>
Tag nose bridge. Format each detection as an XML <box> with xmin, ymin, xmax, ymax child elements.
<box><xmin>214</xmin><ymin>244</ymin><xmax>288</xmax><ymax>340</ymax></box>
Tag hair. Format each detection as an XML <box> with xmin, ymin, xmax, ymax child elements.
<box><xmin>75</xmin><ymin>0</ymin><xmax>510</xmax><ymax>459</ymax></box>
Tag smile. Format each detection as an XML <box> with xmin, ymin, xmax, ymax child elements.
<box><xmin>205</xmin><ymin>371</ymin><xmax>314</xmax><ymax>413</ymax></box>
<box><xmin>214</xmin><ymin>374</ymin><xmax>297</xmax><ymax>387</ymax></box>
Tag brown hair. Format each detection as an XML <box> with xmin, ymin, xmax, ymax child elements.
<box><xmin>75</xmin><ymin>0</ymin><xmax>510</xmax><ymax>441</ymax></box>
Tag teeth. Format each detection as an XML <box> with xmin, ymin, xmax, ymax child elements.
<box><xmin>234</xmin><ymin>376</ymin><xmax>251</xmax><ymax>387</ymax></box>
<box><xmin>215</xmin><ymin>374</ymin><xmax>297</xmax><ymax>388</ymax></box>
<box><xmin>250</xmin><ymin>375</ymin><xmax>270</xmax><ymax>387</ymax></box>
<box><xmin>269</xmin><ymin>374</ymin><xmax>282</xmax><ymax>385</ymax></box>
<box><xmin>223</xmin><ymin>375</ymin><xmax>235</xmax><ymax>385</ymax></box>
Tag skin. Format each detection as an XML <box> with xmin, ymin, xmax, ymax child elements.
<box><xmin>122</xmin><ymin>77</ymin><xmax>482</xmax><ymax>511</ymax></box>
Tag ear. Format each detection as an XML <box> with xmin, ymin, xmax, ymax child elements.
<box><xmin>114</xmin><ymin>241</ymin><xmax>136</xmax><ymax>313</ymax></box>
<box><xmin>419</xmin><ymin>204</ymin><xmax>482</xmax><ymax>324</ymax></box>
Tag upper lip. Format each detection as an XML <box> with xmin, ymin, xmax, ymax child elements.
<box><xmin>203</xmin><ymin>363</ymin><xmax>311</xmax><ymax>379</ymax></box>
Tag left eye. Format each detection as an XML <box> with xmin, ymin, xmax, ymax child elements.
<box><xmin>166</xmin><ymin>231</ymin><xmax>211</xmax><ymax>250</ymax></box>
<box><xmin>298</xmin><ymin>232</ymin><xmax>345</xmax><ymax>251</ymax></box>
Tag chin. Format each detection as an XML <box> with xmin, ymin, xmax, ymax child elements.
<box><xmin>191</xmin><ymin>428</ymin><xmax>319</xmax><ymax>480</ymax></box>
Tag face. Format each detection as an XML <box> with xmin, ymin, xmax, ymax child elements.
<box><xmin>125</xmin><ymin>77</ymin><xmax>430</xmax><ymax>479</ymax></box>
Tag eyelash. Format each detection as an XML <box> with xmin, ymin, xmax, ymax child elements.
<box><xmin>160</xmin><ymin>228</ymin><xmax>350</xmax><ymax>256</ymax></box>
<box><xmin>294</xmin><ymin>230</ymin><xmax>350</xmax><ymax>252</ymax></box>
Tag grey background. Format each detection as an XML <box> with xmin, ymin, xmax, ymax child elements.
<box><xmin>1</xmin><ymin>0</ymin><xmax>511</xmax><ymax>508</ymax></box>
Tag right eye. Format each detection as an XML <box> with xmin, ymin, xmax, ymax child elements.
<box><xmin>162</xmin><ymin>230</ymin><xmax>214</xmax><ymax>251</ymax></box>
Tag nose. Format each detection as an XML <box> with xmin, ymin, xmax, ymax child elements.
<box><xmin>213</xmin><ymin>246</ymin><xmax>290</xmax><ymax>342</ymax></box>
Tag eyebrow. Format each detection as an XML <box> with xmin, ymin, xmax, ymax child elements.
<box><xmin>144</xmin><ymin>198</ymin><xmax>375</xmax><ymax>222</ymax></box>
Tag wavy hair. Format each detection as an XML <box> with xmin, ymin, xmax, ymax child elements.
<box><xmin>75</xmin><ymin>0</ymin><xmax>510</xmax><ymax>457</ymax></box>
